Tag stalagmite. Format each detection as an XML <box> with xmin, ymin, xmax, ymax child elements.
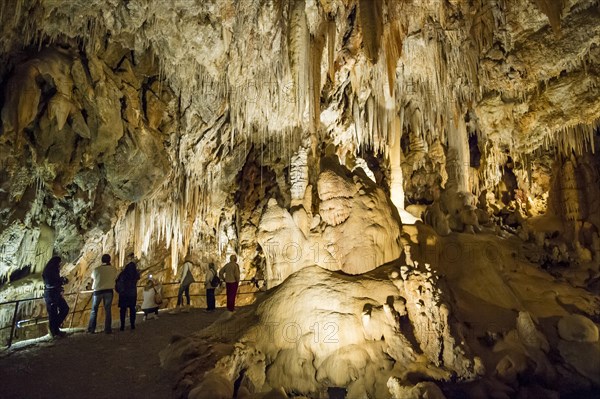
<box><xmin>290</xmin><ymin>147</ymin><xmax>309</xmax><ymax>202</ymax></box>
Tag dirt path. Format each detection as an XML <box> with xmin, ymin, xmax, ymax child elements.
<box><xmin>0</xmin><ymin>308</ymin><xmax>224</xmax><ymax>399</ymax></box>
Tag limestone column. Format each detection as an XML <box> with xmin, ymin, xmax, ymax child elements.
<box><xmin>389</xmin><ymin>114</ymin><xmax>405</xmax><ymax>211</ymax></box>
<box><xmin>446</xmin><ymin>114</ymin><xmax>470</xmax><ymax>193</ymax></box>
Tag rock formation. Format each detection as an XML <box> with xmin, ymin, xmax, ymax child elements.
<box><xmin>0</xmin><ymin>0</ymin><xmax>599</xmax><ymax>397</ymax></box>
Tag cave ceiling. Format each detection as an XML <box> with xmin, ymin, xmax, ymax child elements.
<box><xmin>0</xmin><ymin>0</ymin><xmax>599</xmax><ymax>275</ymax></box>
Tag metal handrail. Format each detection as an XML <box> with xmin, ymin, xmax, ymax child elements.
<box><xmin>0</xmin><ymin>279</ymin><xmax>264</xmax><ymax>348</ymax></box>
<box><xmin>0</xmin><ymin>279</ymin><xmax>260</xmax><ymax>307</ymax></box>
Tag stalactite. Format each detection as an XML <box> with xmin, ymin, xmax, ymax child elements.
<box><xmin>288</xmin><ymin>0</ymin><xmax>310</xmax><ymax>123</ymax></box>
<box><xmin>353</xmin><ymin>95</ymin><xmax>363</xmax><ymax>148</ymax></box>
<box><xmin>358</xmin><ymin>0</ymin><xmax>383</xmax><ymax>64</ymax></box>
<box><xmin>531</xmin><ymin>0</ymin><xmax>565</xmax><ymax>34</ymax></box>
<box><xmin>310</xmin><ymin>22</ymin><xmax>326</xmax><ymax>135</ymax></box>
<box><xmin>1</xmin><ymin>0</ymin><xmax>599</xmax><ymax>316</ymax></box>
<box><xmin>470</xmin><ymin>0</ymin><xmax>496</xmax><ymax>54</ymax></box>
<box><xmin>545</xmin><ymin>118</ymin><xmax>599</xmax><ymax>158</ymax></box>
<box><xmin>327</xmin><ymin>18</ymin><xmax>336</xmax><ymax>82</ymax></box>
<box><xmin>479</xmin><ymin>142</ymin><xmax>508</xmax><ymax>191</ymax></box>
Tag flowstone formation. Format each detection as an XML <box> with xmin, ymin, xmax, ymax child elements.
<box><xmin>160</xmin><ymin>265</ymin><xmax>482</xmax><ymax>399</ymax></box>
<box><xmin>257</xmin><ymin>155</ymin><xmax>402</xmax><ymax>286</ymax></box>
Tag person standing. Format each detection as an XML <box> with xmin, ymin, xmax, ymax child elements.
<box><xmin>87</xmin><ymin>254</ymin><xmax>117</xmax><ymax>334</ymax></box>
<box><xmin>219</xmin><ymin>255</ymin><xmax>240</xmax><ymax>312</ymax></box>
<box><xmin>42</xmin><ymin>256</ymin><xmax>70</xmax><ymax>338</ymax></box>
<box><xmin>116</xmin><ymin>255</ymin><xmax>140</xmax><ymax>331</ymax></box>
<box><xmin>205</xmin><ymin>262</ymin><xmax>218</xmax><ymax>312</ymax></box>
<box><xmin>171</xmin><ymin>259</ymin><xmax>195</xmax><ymax>313</ymax></box>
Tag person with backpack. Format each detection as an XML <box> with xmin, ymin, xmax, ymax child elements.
<box><xmin>42</xmin><ymin>256</ymin><xmax>70</xmax><ymax>339</ymax></box>
<box><xmin>219</xmin><ymin>254</ymin><xmax>241</xmax><ymax>312</ymax></box>
<box><xmin>116</xmin><ymin>255</ymin><xmax>140</xmax><ymax>331</ymax></box>
<box><xmin>205</xmin><ymin>262</ymin><xmax>219</xmax><ymax>312</ymax></box>
<box><xmin>87</xmin><ymin>254</ymin><xmax>118</xmax><ymax>334</ymax></box>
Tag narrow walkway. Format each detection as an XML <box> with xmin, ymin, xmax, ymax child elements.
<box><xmin>0</xmin><ymin>308</ymin><xmax>224</xmax><ymax>399</ymax></box>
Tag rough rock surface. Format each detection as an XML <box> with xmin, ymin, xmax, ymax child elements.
<box><xmin>258</xmin><ymin>156</ymin><xmax>402</xmax><ymax>285</ymax></box>
<box><xmin>0</xmin><ymin>1</ymin><xmax>599</xmax><ymax>397</ymax></box>
<box><xmin>557</xmin><ymin>314</ymin><xmax>600</xmax><ymax>342</ymax></box>
<box><xmin>161</xmin><ymin>265</ymin><xmax>481</xmax><ymax>399</ymax></box>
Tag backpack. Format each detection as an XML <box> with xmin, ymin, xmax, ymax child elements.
<box><xmin>153</xmin><ymin>288</ymin><xmax>163</xmax><ymax>305</ymax></box>
<box><xmin>115</xmin><ymin>274</ymin><xmax>126</xmax><ymax>294</ymax></box>
<box><xmin>210</xmin><ymin>272</ymin><xmax>221</xmax><ymax>288</ymax></box>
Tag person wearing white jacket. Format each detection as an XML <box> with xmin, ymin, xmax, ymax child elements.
<box><xmin>141</xmin><ymin>278</ymin><xmax>161</xmax><ymax>320</ymax></box>
<box><xmin>219</xmin><ymin>255</ymin><xmax>240</xmax><ymax>312</ymax></box>
<box><xmin>171</xmin><ymin>260</ymin><xmax>195</xmax><ymax>313</ymax></box>
<box><xmin>87</xmin><ymin>254</ymin><xmax>117</xmax><ymax>334</ymax></box>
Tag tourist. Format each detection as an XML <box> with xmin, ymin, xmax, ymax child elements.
<box><xmin>87</xmin><ymin>254</ymin><xmax>117</xmax><ymax>334</ymax></box>
<box><xmin>219</xmin><ymin>254</ymin><xmax>240</xmax><ymax>312</ymax></box>
<box><xmin>205</xmin><ymin>262</ymin><xmax>218</xmax><ymax>311</ymax></box>
<box><xmin>42</xmin><ymin>256</ymin><xmax>70</xmax><ymax>338</ymax></box>
<box><xmin>171</xmin><ymin>259</ymin><xmax>195</xmax><ymax>313</ymax></box>
<box><xmin>116</xmin><ymin>254</ymin><xmax>140</xmax><ymax>331</ymax></box>
<box><xmin>141</xmin><ymin>278</ymin><xmax>161</xmax><ymax>320</ymax></box>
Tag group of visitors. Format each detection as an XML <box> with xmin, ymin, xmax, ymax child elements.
<box><xmin>41</xmin><ymin>253</ymin><xmax>242</xmax><ymax>338</ymax></box>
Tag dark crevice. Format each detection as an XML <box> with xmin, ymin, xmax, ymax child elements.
<box><xmin>342</xmin><ymin>6</ymin><xmax>356</xmax><ymax>46</ymax></box>
<box><xmin>9</xmin><ymin>264</ymin><xmax>31</xmax><ymax>283</ymax></box>
<box><xmin>233</xmin><ymin>369</ymin><xmax>245</xmax><ymax>398</ymax></box>
<box><xmin>469</xmin><ymin>133</ymin><xmax>481</xmax><ymax>167</ymax></box>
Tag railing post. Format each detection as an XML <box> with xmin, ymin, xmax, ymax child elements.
<box><xmin>69</xmin><ymin>291</ymin><xmax>81</xmax><ymax>329</ymax></box>
<box><xmin>8</xmin><ymin>300</ymin><xmax>19</xmax><ymax>348</ymax></box>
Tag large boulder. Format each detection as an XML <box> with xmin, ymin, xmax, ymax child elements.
<box><xmin>557</xmin><ymin>314</ymin><xmax>599</xmax><ymax>343</ymax></box>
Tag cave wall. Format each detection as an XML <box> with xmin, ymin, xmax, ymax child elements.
<box><xmin>0</xmin><ymin>43</ymin><xmax>176</xmax><ymax>285</ymax></box>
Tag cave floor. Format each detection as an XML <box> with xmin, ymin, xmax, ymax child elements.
<box><xmin>0</xmin><ymin>307</ymin><xmax>224</xmax><ymax>399</ymax></box>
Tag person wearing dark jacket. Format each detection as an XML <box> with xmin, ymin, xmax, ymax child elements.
<box><xmin>42</xmin><ymin>256</ymin><xmax>70</xmax><ymax>338</ymax></box>
<box><xmin>116</xmin><ymin>255</ymin><xmax>140</xmax><ymax>331</ymax></box>
<box><xmin>205</xmin><ymin>262</ymin><xmax>218</xmax><ymax>311</ymax></box>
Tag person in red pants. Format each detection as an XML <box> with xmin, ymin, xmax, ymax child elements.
<box><xmin>219</xmin><ymin>255</ymin><xmax>240</xmax><ymax>312</ymax></box>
